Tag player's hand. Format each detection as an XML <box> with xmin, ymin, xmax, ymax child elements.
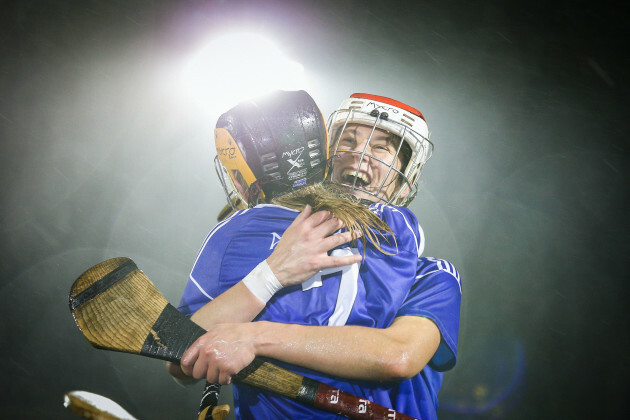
<box><xmin>266</xmin><ymin>204</ymin><xmax>362</xmax><ymax>287</ymax></box>
<box><xmin>164</xmin><ymin>361</ymin><xmax>199</xmax><ymax>386</ymax></box>
<box><xmin>180</xmin><ymin>323</ymin><xmax>257</xmax><ymax>385</ymax></box>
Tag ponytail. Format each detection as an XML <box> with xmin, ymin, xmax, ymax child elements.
<box><xmin>272</xmin><ymin>182</ymin><xmax>395</xmax><ymax>255</ymax></box>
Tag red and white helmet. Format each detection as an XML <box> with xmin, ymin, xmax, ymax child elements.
<box><xmin>327</xmin><ymin>93</ymin><xmax>433</xmax><ymax>206</ymax></box>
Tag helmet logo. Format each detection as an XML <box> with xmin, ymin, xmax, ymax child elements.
<box><xmin>282</xmin><ymin>146</ymin><xmax>305</xmax><ymax>159</ymax></box>
<box><xmin>287</xmin><ymin>156</ymin><xmax>304</xmax><ymax>170</ymax></box>
<box><xmin>292</xmin><ymin>178</ymin><xmax>307</xmax><ymax>188</ymax></box>
<box><xmin>217</xmin><ymin>146</ymin><xmax>237</xmax><ymax>159</ymax></box>
<box><xmin>283</xmin><ymin>146</ymin><xmax>306</xmax><ymax>180</ymax></box>
<box><xmin>367</xmin><ymin>101</ymin><xmax>400</xmax><ymax>114</ymax></box>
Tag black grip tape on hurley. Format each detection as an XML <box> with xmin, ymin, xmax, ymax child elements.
<box><xmin>69</xmin><ymin>259</ymin><xmax>138</xmax><ymax>311</ymax></box>
<box><xmin>141</xmin><ymin>303</ymin><xmax>206</xmax><ymax>362</ymax></box>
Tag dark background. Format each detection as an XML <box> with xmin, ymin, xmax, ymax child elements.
<box><xmin>1</xmin><ymin>0</ymin><xmax>628</xmax><ymax>418</ymax></box>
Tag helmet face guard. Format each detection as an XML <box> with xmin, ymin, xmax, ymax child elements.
<box><xmin>214</xmin><ymin>90</ymin><xmax>328</xmax><ymax>209</ymax></box>
<box><xmin>327</xmin><ymin>93</ymin><xmax>433</xmax><ymax>207</ymax></box>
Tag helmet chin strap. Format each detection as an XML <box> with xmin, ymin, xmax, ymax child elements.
<box><xmin>247</xmin><ymin>176</ymin><xmax>272</xmax><ymax>207</ymax></box>
<box><xmin>357</xmin><ymin>198</ymin><xmax>376</xmax><ymax>207</ymax></box>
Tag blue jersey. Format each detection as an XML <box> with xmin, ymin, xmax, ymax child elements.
<box><xmin>178</xmin><ymin>203</ymin><xmax>461</xmax><ymax>420</ymax></box>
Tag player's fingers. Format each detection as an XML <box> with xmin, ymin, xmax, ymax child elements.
<box><xmin>293</xmin><ymin>204</ymin><xmax>313</xmax><ymax>224</ymax></box>
<box><xmin>301</xmin><ymin>209</ymin><xmax>332</xmax><ymax>229</ymax></box>
<box><xmin>218</xmin><ymin>371</ymin><xmax>233</xmax><ymax>385</ymax></box>
<box><xmin>336</xmin><ymin>229</ymin><xmax>362</xmax><ymax>242</ymax></box>
<box><xmin>318</xmin><ymin>254</ymin><xmax>363</xmax><ymax>270</ymax></box>
<box><xmin>311</xmin><ymin>215</ymin><xmax>343</xmax><ymax>237</ymax></box>
<box><xmin>318</xmin><ymin>229</ymin><xmax>358</xmax><ymax>251</ymax></box>
<box><xmin>192</xmin><ymin>356</ymin><xmax>211</xmax><ymax>381</ymax></box>
<box><xmin>205</xmin><ymin>363</ymin><xmax>221</xmax><ymax>384</ymax></box>
<box><xmin>180</xmin><ymin>345</ymin><xmax>200</xmax><ymax>376</ymax></box>
<box><xmin>286</xmin><ymin>207</ymin><xmax>328</xmax><ymax>236</ymax></box>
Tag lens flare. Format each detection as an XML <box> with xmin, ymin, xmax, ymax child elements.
<box><xmin>181</xmin><ymin>32</ymin><xmax>305</xmax><ymax>114</ymax></box>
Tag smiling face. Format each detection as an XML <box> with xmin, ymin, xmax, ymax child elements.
<box><xmin>330</xmin><ymin>124</ymin><xmax>410</xmax><ymax>203</ymax></box>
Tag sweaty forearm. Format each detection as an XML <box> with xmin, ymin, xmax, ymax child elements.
<box><xmin>250</xmin><ymin>318</ymin><xmax>439</xmax><ymax>381</ymax></box>
<box><xmin>191</xmin><ymin>281</ymin><xmax>266</xmax><ymax>330</ymax></box>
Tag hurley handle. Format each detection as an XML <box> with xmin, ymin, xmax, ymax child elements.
<box><xmin>69</xmin><ymin>257</ymin><xmax>418</xmax><ymax>419</ymax></box>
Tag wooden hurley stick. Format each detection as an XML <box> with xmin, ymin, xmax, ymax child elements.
<box><xmin>69</xmin><ymin>257</ymin><xmax>419</xmax><ymax>420</ymax></box>
<box><xmin>63</xmin><ymin>390</ymin><xmax>138</xmax><ymax>420</ymax></box>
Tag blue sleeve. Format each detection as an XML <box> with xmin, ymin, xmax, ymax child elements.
<box><xmin>374</xmin><ymin>204</ymin><xmax>424</xmax><ymax>257</ymax></box>
<box><xmin>397</xmin><ymin>257</ymin><xmax>462</xmax><ymax>371</ymax></box>
<box><xmin>177</xmin><ymin>212</ymin><xmax>245</xmax><ymax>316</ymax></box>
<box><xmin>177</xmin><ymin>206</ymin><xmax>293</xmax><ymax>317</ymax></box>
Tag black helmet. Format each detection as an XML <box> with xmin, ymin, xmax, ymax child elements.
<box><xmin>214</xmin><ymin>90</ymin><xmax>328</xmax><ymax>208</ymax></box>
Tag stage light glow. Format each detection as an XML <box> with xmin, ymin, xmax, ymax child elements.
<box><xmin>181</xmin><ymin>32</ymin><xmax>305</xmax><ymax>114</ymax></box>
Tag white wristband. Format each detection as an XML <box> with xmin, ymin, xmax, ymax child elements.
<box><xmin>242</xmin><ymin>260</ymin><xmax>283</xmax><ymax>303</ymax></box>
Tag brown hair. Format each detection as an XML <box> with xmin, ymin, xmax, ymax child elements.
<box><xmin>271</xmin><ymin>182</ymin><xmax>395</xmax><ymax>254</ymax></box>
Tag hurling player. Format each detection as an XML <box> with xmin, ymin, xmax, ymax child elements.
<box><xmin>169</xmin><ymin>91</ymin><xmax>461</xmax><ymax>420</ymax></box>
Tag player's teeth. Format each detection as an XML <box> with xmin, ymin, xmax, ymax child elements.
<box><xmin>341</xmin><ymin>169</ymin><xmax>368</xmax><ymax>184</ymax></box>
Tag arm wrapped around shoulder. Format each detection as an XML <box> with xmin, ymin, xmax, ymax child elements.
<box><xmin>241</xmin><ymin>260</ymin><xmax>283</xmax><ymax>303</ymax></box>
